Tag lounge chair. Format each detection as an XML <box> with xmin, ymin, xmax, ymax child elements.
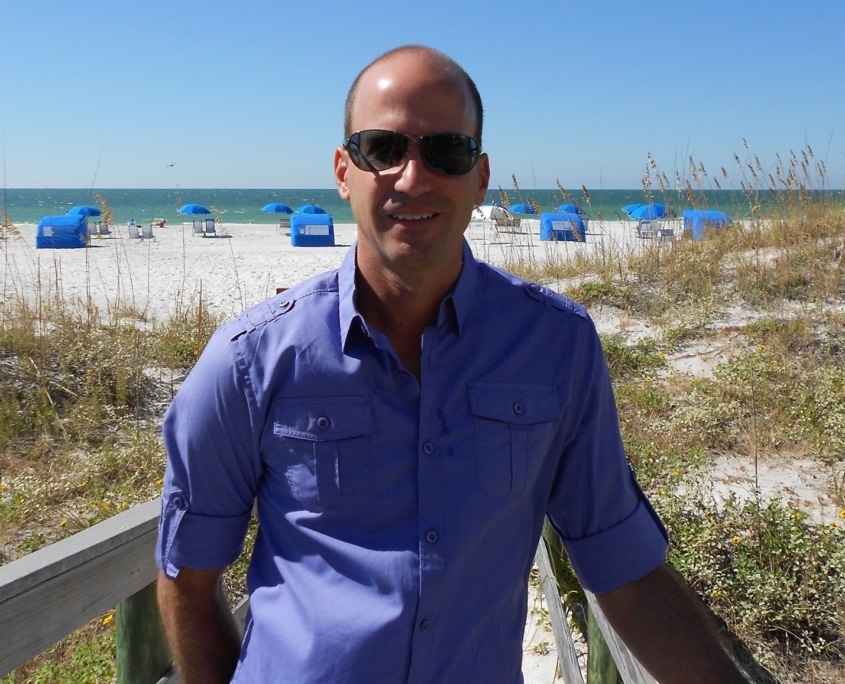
<box><xmin>203</xmin><ymin>218</ymin><xmax>217</xmax><ymax>238</ymax></box>
<box><xmin>493</xmin><ymin>216</ymin><xmax>522</xmax><ymax>232</ymax></box>
<box><xmin>277</xmin><ymin>216</ymin><xmax>292</xmax><ymax>236</ymax></box>
<box><xmin>637</xmin><ymin>219</ymin><xmax>674</xmax><ymax>241</ymax></box>
<box><xmin>192</xmin><ymin>220</ymin><xmax>204</xmax><ymax>236</ymax></box>
<box><xmin>141</xmin><ymin>222</ymin><xmax>156</xmax><ymax>240</ymax></box>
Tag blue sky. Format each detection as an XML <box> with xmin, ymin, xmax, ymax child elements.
<box><xmin>2</xmin><ymin>1</ymin><xmax>843</xmax><ymax>190</ymax></box>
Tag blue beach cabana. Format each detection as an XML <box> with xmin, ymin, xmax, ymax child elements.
<box><xmin>682</xmin><ymin>209</ymin><xmax>732</xmax><ymax>240</ymax></box>
<box><xmin>36</xmin><ymin>215</ymin><xmax>88</xmax><ymax>249</ymax></box>
<box><xmin>290</xmin><ymin>212</ymin><xmax>334</xmax><ymax>247</ymax></box>
<box><xmin>539</xmin><ymin>212</ymin><xmax>586</xmax><ymax>242</ymax></box>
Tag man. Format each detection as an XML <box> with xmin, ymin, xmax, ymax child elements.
<box><xmin>156</xmin><ymin>46</ymin><xmax>748</xmax><ymax>683</ymax></box>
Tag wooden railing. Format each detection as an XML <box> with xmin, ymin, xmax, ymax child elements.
<box><xmin>0</xmin><ymin>499</ymin><xmax>769</xmax><ymax>683</ymax></box>
<box><xmin>0</xmin><ymin>499</ymin><xmax>168</xmax><ymax>681</ymax></box>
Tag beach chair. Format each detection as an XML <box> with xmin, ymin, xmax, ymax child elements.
<box><xmin>141</xmin><ymin>222</ymin><xmax>156</xmax><ymax>240</ymax></box>
<box><xmin>203</xmin><ymin>217</ymin><xmax>217</xmax><ymax>238</ymax></box>
<box><xmin>637</xmin><ymin>219</ymin><xmax>674</xmax><ymax>242</ymax></box>
<box><xmin>277</xmin><ymin>216</ymin><xmax>291</xmax><ymax>236</ymax></box>
<box><xmin>636</xmin><ymin>219</ymin><xmax>657</xmax><ymax>239</ymax></box>
<box><xmin>493</xmin><ymin>216</ymin><xmax>521</xmax><ymax>232</ymax></box>
<box><xmin>192</xmin><ymin>220</ymin><xmax>204</xmax><ymax>236</ymax></box>
<box><xmin>127</xmin><ymin>221</ymin><xmax>141</xmax><ymax>239</ymax></box>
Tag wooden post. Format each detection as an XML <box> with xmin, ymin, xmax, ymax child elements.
<box><xmin>587</xmin><ymin>604</ymin><xmax>620</xmax><ymax>683</ymax></box>
<box><xmin>116</xmin><ymin>582</ymin><xmax>171</xmax><ymax>684</ymax></box>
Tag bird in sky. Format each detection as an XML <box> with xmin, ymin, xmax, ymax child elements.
<box><xmin>165</xmin><ymin>162</ymin><xmax>176</xmax><ymax>167</ymax></box>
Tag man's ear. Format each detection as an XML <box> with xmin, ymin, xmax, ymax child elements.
<box><xmin>334</xmin><ymin>147</ymin><xmax>351</xmax><ymax>201</ymax></box>
<box><xmin>474</xmin><ymin>153</ymin><xmax>491</xmax><ymax>206</ymax></box>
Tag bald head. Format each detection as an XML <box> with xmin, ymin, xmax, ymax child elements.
<box><xmin>343</xmin><ymin>45</ymin><xmax>484</xmax><ymax>146</ymax></box>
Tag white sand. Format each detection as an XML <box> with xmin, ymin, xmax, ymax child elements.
<box><xmin>1</xmin><ymin>217</ymin><xmax>664</xmax><ymax>323</ymax></box>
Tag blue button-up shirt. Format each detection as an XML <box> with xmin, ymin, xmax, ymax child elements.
<box><xmin>156</xmin><ymin>240</ymin><xmax>667</xmax><ymax>683</ymax></box>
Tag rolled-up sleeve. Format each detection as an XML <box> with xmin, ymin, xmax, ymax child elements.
<box><xmin>155</xmin><ymin>325</ymin><xmax>261</xmax><ymax>578</ymax></box>
<box><xmin>560</xmin><ymin>478</ymin><xmax>668</xmax><ymax>594</ymax></box>
<box><xmin>547</xmin><ymin>318</ymin><xmax>669</xmax><ymax>594</ymax></box>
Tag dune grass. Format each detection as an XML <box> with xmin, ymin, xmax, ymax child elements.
<box><xmin>2</xmin><ymin>147</ymin><xmax>844</xmax><ymax>682</ymax></box>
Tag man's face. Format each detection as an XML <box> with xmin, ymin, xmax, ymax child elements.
<box><xmin>334</xmin><ymin>51</ymin><xmax>490</xmax><ymax>283</ymax></box>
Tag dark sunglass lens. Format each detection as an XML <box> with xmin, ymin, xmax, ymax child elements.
<box><xmin>357</xmin><ymin>131</ymin><xmax>408</xmax><ymax>171</ymax></box>
<box><xmin>421</xmin><ymin>134</ymin><xmax>478</xmax><ymax>175</ymax></box>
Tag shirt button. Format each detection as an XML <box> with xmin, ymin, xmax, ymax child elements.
<box><xmin>513</xmin><ymin>401</ymin><xmax>524</xmax><ymax>415</ymax></box>
<box><xmin>419</xmin><ymin>619</ymin><xmax>430</xmax><ymax>632</ymax></box>
<box><xmin>425</xmin><ymin>530</ymin><xmax>439</xmax><ymax>544</ymax></box>
<box><xmin>422</xmin><ymin>442</ymin><xmax>434</xmax><ymax>455</ymax></box>
<box><xmin>316</xmin><ymin>416</ymin><xmax>330</xmax><ymax>430</ymax></box>
<box><xmin>172</xmin><ymin>497</ymin><xmax>185</xmax><ymax>510</ymax></box>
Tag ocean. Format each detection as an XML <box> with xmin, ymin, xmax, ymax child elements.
<box><xmin>2</xmin><ymin>187</ymin><xmax>842</xmax><ymax>226</ymax></box>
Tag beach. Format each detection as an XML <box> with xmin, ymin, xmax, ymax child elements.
<box><xmin>2</xmin><ymin>217</ymin><xmax>661</xmax><ymax>324</ymax></box>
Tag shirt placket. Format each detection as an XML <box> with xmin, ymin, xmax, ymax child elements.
<box><xmin>406</xmin><ymin>327</ymin><xmax>448</xmax><ymax>683</ymax></box>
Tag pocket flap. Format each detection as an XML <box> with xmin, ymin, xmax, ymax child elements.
<box><xmin>273</xmin><ymin>396</ymin><xmax>372</xmax><ymax>441</ymax></box>
<box><xmin>468</xmin><ymin>383</ymin><xmax>560</xmax><ymax>425</ymax></box>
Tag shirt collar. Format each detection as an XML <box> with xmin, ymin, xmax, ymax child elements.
<box><xmin>338</xmin><ymin>239</ymin><xmax>479</xmax><ymax>349</ymax></box>
<box><xmin>441</xmin><ymin>239</ymin><xmax>478</xmax><ymax>335</ymax></box>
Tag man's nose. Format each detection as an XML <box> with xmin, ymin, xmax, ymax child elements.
<box><xmin>393</xmin><ymin>145</ymin><xmax>433</xmax><ymax>196</ymax></box>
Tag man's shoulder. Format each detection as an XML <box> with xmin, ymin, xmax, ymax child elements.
<box><xmin>474</xmin><ymin>260</ymin><xmax>590</xmax><ymax>320</ymax></box>
<box><xmin>222</xmin><ymin>269</ymin><xmax>340</xmax><ymax>341</ymax></box>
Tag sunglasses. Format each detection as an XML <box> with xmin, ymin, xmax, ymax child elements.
<box><xmin>344</xmin><ymin>129</ymin><xmax>480</xmax><ymax>176</ymax></box>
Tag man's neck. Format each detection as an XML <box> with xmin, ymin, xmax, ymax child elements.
<box><xmin>355</xmin><ymin>264</ymin><xmax>457</xmax><ymax>379</ymax></box>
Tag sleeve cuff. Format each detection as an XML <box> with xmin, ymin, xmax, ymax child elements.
<box><xmin>562</xmin><ymin>497</ymin><xmax>669</xmax><ymax>594</ymax></box>
<box><xmin>156</xmin><ymin>500</ymin><xmax>251</xmax><ymax>578</ymax></box>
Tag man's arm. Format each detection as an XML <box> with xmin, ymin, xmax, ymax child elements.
<box><xmin>595</xmin><ymin>562</ymin><xmax>749</xmax><ymax>684</ymax></box>
<box><xmin>156</xmin><ymin>567</ymin><xmax>242</xmax><ymax>684</ymax></box>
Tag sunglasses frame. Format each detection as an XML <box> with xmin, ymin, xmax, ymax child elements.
<box><xmin>343</xmin><ymin>129</ymin><xmax>480</xmax><ymax>176</ymax></box>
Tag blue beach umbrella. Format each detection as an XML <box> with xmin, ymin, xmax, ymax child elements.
<box><xmin>178</xmin><ymin>203</ymin><xmax>211</xmax><ymax>215</ymax></box>
<box><xmin>67</xmin><ymin>205</ymin><xmax>102</xmax><ymax>217</ymax></box>
<box><xmin>262</xmin><ymin>202</ymin><xmax>293</xmax><ymax>214</ymax></box>
<box><xmin>622</xmin><ymin>203</ymin><xmax>642</xmax><ymax>216</ymax></box>
<box><xmin>555</xmin><ymin>203</ymin><xmax>584</xmax><ymax>215</ymax></box>
<box><xmin>628</xmin><ymin>203</ymin><xmax>673</xmax><ymax>220</ymax></box>
<box><xmin>295</xmin><ymin>204</ymin><xmax>327</xmax><ymax>214</ymax></box>
<box><xmin>510</xmin><ymin>203</ymin><xmax>536</xmax><ymax>215</ymax></box>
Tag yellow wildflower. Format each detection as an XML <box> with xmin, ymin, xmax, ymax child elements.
<box><xmin>730</xmin><ymin>535</ymin><xmax>741</xmax><ymax>544</ymax></box>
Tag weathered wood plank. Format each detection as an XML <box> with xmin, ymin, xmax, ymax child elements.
<box><xmin>0</xmin><ymin>498</ymin><xmax>161</xmax><ymax>676</ymax></box>
<box><xmin>585</xmin><ymin>589</ymin><xmax>658</xmax><ymax>684</ymax></box>
<box><xmin>535</xmin><ymin>540</ymin><xmax>585</xmax><ymax>684</ymax></box>
<box><xmin>116</xmin><ymin>582</ymin><xmax>171</xmax><ymax>684</ymax></box>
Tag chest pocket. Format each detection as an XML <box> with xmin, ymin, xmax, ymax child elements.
<box><xmin>469</xmin><ymin>383</ymin><xmax>561</xmax><ymax>498</ymax></box>
<box><xmin>270</xmin><ymin>396</ymin><xmax>372</xmax><ymax>511</ymax></box>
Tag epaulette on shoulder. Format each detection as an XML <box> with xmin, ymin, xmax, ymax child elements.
<box><xmin>522</xmin><ymin>281</ymin><xmax>581</xmax><ymax>314</ymax></box>
<box><xmin>229</xmin><ymin>295</ymin><xmax>298</xmax><ymax>341</ymax></box>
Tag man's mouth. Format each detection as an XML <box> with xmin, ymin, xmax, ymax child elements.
<box><xmin>390</xmin><ymin>213</ymin><xmax>435</xmax><ymax>221</ymax></box>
